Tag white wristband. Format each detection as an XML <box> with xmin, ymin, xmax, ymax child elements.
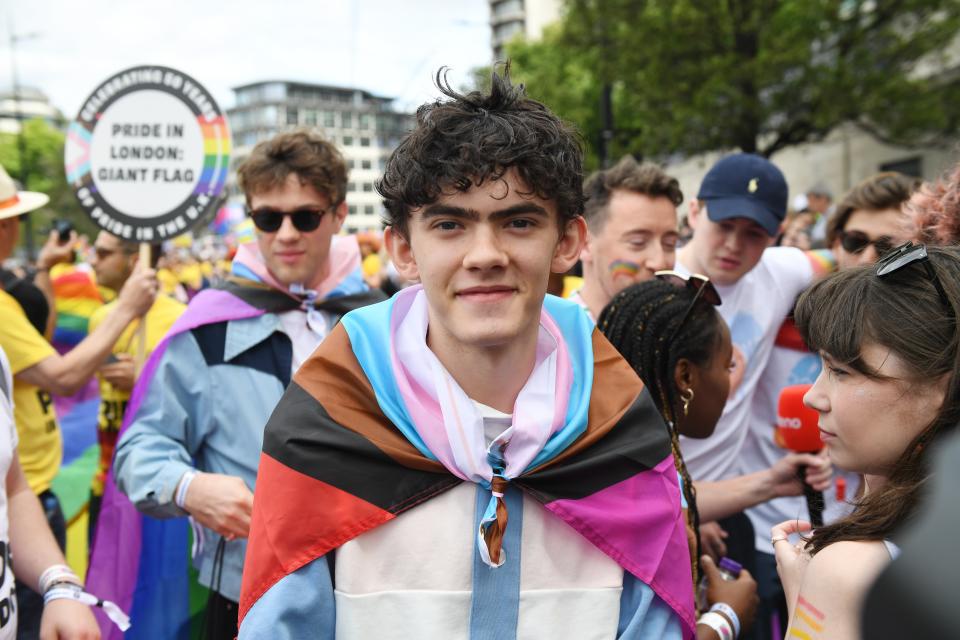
<box><xmin>38</xmin><ymin>564</ymin><xmax>80</xmax><ymax>595</ymax></box>
<box><xmin>175</xmin><ymin>469</ymin><xmax>197</xmax><ymax>509</ymax></box>
<box><xmin>710</xmin><ymin>602</ymin><xmax>741</xmax><ymax>638</ymax></box>
<box><xmin>698</xmin><ymin>611</ymin><xmax>734</xmax><ymax>640</ymax></box>
<box><xmin>43</xmin><ymin>584</ymin><xmax>131</xmax><ymax>632</ymax></box>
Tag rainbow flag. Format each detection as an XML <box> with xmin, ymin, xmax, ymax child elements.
<box><xmin>231</xmin><ymin>219</ymin><xmax>255</xmax><ymax>246</ymax></box>
<box><xmin>50</xmin><ymin>264</ymin><xmax>105</xmax><ymax>351</ymax></box>
<box><xmin>49</xmin><ymin>264</ymin><xmax>105</xmax><ymax>576</ymax></box>
<box><xmin>209</xmin><ymin>203</ymin><xmax>245</xmax><ymax>236</ymax></box>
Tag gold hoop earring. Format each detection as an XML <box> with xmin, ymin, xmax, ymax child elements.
<box><xmin>681</xmin><ymin>388</ymin><xmax>695</xmax><ymax>416</ymax></box>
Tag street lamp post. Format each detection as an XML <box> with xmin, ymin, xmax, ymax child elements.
<box><xmin>8</xmin><ymin>25</ymin><xmax>41</xmax><ymax>260</ymax></box>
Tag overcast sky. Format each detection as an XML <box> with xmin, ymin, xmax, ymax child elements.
<box><xmin>4</xmin><ymin>0</ymin><xmax>493</xmax><ymax>117</ymax></box>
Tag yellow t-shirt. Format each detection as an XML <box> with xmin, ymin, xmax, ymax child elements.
<box><xmin>362</xmin><ymin>253</ymin><xmax>383</xmax><ymax>279</ymax></box>
<box><xmin>0</xmin><ymin>290</ymin><xmax>59</xmax><ymax>494</ymax></box>
<box><xmin>157</xmin><ymin>268</ymin><xmax>181</xmax><ymax>298</ymax></box>
<box><xmin>88</xmin><ymin>294</ymin><xmax>185</xmax><ymax>496</ymax></box>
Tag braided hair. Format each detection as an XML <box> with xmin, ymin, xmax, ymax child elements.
<box><xmin>597</xmin><ymin>279</ymin><xmax>727</xmax><ymax>585</ymax></box>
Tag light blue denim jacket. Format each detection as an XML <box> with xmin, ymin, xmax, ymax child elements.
<box><xmin>114</xmin><ymin>312</ymin><xmax>290</xmax><ymax>602</ymax></box>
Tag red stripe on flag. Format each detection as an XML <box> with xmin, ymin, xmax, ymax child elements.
<box><xmin>239</xmin><ymin>452</ymin><xmax>394</xmax><ymax>623</ymax></box>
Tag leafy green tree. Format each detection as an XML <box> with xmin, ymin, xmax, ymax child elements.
<box><xmin>507</xmin><ymin>0</ymin><xmax>960</xmax><ymax>167</ymax></box>
<box><xmin>0</xmin><ymin>118</ymin><xmax>96</xmax><ymax>254</ymax></box>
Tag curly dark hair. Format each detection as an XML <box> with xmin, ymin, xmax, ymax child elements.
<box><xmin>376</xmin><ymin>65</ymin><xmax>585</xmax><ymax>237</ymax></box>
<box><xmin>237</xmin><ymin>129</ymin><xmax>347</xmax><ymax>206</ymax></box>
<box><xmin>597</xmin><ymin>278</ymin><xmax>727</xmax><ymax>586</ymax></box>
<box><xmin>796</xmin><ymin>246</ymin><xmax>960</xmax><ymax>554</ymax></box>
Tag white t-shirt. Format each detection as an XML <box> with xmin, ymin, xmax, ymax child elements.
<box><xmin>677</xmin><ymin>247</ymin><xmax>814</xmax><ymax>481</ymax></box>
<box><xmin>743</xmin><ymin>329</ymin><xmax>859</xmax><ymax>554</ymax></box>
<box><xmin>0</xmin><ymin>347</ymin><xmax>18</xmax><ymax>639</ymax></box>
<box><xmin>277</xmin><ymin>309</ymin><xmax>331</xmax><ymax>374</ymax></box>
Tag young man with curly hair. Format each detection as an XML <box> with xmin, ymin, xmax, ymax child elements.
<box><xmin>239</xmin><ymin>68</ymin><xmax>696</xmax><ymax>639</ymax></box>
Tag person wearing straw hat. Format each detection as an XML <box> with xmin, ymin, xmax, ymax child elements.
<box><xmin>0</xmin><ymin>163</ymin><xmax>157</xmax><ymax>637</ymax></box>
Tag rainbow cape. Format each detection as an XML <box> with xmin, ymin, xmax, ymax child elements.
<box><xmin>239</xmin><ymin>295</ymin><xmax>696</xmax><ymax>637</ymax></box>
<box><xmin>86</xmin><ymin>269</ymin><xmax>383</xmax><ymax>639</ymax></box>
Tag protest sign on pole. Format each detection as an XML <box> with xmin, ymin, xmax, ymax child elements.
<box><xmin>64</xmin><ymin>65</ymin><xmax>231</xmax><ymax>243</ymax></box>
<box><xmin>65</xmin><ymin>65</ymin><xmax>231</xmax><ymax>371</ymax></box>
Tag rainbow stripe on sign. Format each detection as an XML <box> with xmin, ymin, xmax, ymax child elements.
<box><xmin>195</xmin><ymin>115</ymin><xmax>231</xmax><ymax>197</ymax></box>
<box><xmin>66</xmin><ymin>122</ymin><xmax>93</xmax><ymax>184</ymax></box>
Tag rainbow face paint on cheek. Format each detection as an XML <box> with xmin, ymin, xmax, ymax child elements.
<box><xmin>609</xmin><ymin>260</ymin><xmax>641</xmax><ymax>279</ymax></box>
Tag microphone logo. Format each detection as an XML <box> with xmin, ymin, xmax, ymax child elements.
<box><xmin>776</xmin><ymin>416</ymin><xmax>803</xmax><ymax>430</ymax></box>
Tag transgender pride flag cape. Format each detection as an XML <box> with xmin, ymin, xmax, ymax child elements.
<box><xmin>239</xmin><ymin>294</ymin><xmax>696</xmax><ymax>637</ymax></box>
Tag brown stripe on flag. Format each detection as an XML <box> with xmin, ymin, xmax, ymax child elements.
<box><xmin>530</xmin><ymin>329</ymin><xmax>645</xmax><ymax>472</ymax></box>
<box><xmin>293</xmin><ymin>323</ymin><xmax>446</xmax><ymax>474</ymax></box>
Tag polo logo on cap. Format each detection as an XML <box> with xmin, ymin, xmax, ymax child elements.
<box><xmin>748</xmin><ymin>178</ymin><xmax>759</xmax><ymax>193</ymax></box>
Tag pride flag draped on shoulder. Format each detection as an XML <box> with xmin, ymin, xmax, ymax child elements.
<box><xmin>240</xmin><ymin>287</ymin><xmax>696</xmax><ymax>639</ymax></box>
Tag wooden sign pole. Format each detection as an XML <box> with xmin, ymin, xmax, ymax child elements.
<box><xmin>134</xmin><ymin>242</ymin><xmax>151</xmax><ymax>376</ymax></box>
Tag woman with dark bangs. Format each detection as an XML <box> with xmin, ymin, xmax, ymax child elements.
<box><xmin>773</xmin><ymin>244</ymin><xmax>960</xmax><ymax>640</ymax></box>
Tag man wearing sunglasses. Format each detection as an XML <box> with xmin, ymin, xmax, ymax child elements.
<box><xmin>825</xmin><ymin>172</ymin><xmax>919</xmax><ymax>270</ymax></box>
<box><xmin>101</xmin><ymin>131</ymin><xmax>383</xmax><ymax>639</ymax></box>
<box><xmin>0</xmin><ymin>164</ymin><xmax>158</xmax><ymax>636</ymax></box>
<box><xmin>239</xmin><ymin>68</ymin><xmax>694</xmax><ymax>639</ymax></box>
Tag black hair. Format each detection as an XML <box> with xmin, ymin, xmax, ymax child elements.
<box><xmin>597</xmin><ymin>279</ymin><xmax>727</xmax><ymax>585</ymax></box>
<box><xmin>376</xmin><ymin>64</ymin><xmax>585</xmax><ymax>237</ymax></box>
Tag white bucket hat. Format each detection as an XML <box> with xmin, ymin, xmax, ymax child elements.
<box><xmin>0</xmin><ymin>164</ymin><xmax>50</xmax><ymax>220</ymax></box>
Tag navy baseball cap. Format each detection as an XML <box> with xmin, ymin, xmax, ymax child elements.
<box><xmin>697</xmin><ymin>153</ymin><xmax>788</xmax><ymax>236</ymax></box>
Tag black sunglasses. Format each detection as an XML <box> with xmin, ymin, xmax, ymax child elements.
<box><xmin>249</xmin><ymin>206</ymin><xmax>335</xmax><ymax>233</ymax></box>
<box><xmin>876</xmin><ymin>242</ymin><xmax>952</xmax><ymax>314</ymax></box>
<box><xmin>655</xmin><ymin>270</ymin><xmax>723</xmax><ymax>342</ymax></box>
<box><xmin>839</xmin><ymin>230</ymin><xmax>895</xmax><ymax>257</ymax></box>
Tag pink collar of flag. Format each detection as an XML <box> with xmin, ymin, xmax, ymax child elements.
<box><xmin>231</xmin><ymin>235</ymin><xmax>364</xmax><ymax>299</ymax></box>
<box><xmin>389</xmin><ymin>286</ymin><xmax>573</xmax><ymax>566</ymax></box>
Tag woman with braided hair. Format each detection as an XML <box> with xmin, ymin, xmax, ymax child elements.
<box><xmin>599</xmin><ymin>275</ymin><xmax>832</xmax><ymax>639</ymax></box>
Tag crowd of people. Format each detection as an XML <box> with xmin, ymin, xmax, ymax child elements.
<box><xmin>0</xmin><ymin>66</ymin><xmax>958</xmax><ymax>639</ymax></box>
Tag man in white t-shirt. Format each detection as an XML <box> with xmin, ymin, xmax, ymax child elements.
<box><xmin>675</xmin><ymin>156</ymin><xmax>831</xmax><ymax>639</ymax></box>
<box><xmin>0</xmin><ymin>347</ymin><xmax>100</xmax><ymax>638</ymax></box>
<box><xmin>676</xmin><ymin>154</ymin><xmax>823</xmax><ymax>483</ymax></box>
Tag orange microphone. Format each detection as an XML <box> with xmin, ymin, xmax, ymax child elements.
<box><xmin>776</xmin><ymin>384</ymin><xmax>824</xmax><ymax>526</ymax></box>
